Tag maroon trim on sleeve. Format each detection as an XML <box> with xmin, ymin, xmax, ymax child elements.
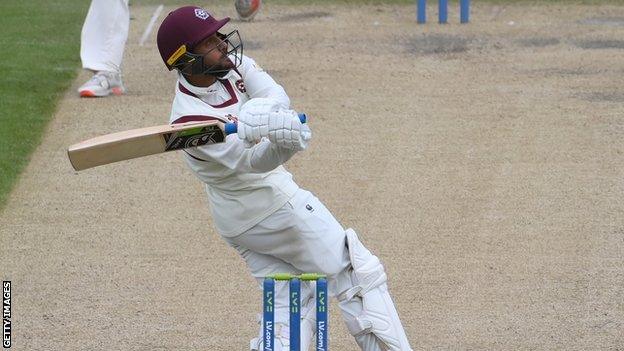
<box><xmin>172</xmin><ymin>115</ymin><xmax>225</xmax><ymax>124</ymax></box>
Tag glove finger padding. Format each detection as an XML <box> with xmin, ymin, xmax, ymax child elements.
<box><xmin>300</xmin><ymin>124</ymin><xmax>312</xmax><ymax>141</ymax></box>
<box><xmin>237</xmin><ymin>101</ymin><xmax>312</xmax><ymax>150</ymax></box>
<box><xmin>268</xmin><ymin>111</ymin><xmax>287</xmax><ymax>131</ymax></box>
<box><xmin>268</xmin><ymin>111</ymin><xmax>312</xmax><ymax>151</ymax></box>
<box><xmin>237</xmin><ymin>123</ymin><xmax>253</xmax><ymax>143</ymax></box>
<box><xmin>237</xmin><ymin>98</ymin><xmax>283</xmax><ymax>143</ymax></box>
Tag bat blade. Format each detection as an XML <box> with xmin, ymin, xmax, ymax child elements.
<box><xmin>68</xmin><ymin>121</ymin><xmax>227</xmax><ymax>171</ymax></box>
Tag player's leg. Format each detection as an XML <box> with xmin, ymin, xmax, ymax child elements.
<box><xmin>78</xmin><ymin>0</ymin><xmax>128</xmax><ymax>96</ymax></box>
<box><xmin>227</xmin><ymin>189</ymin><xmax>350</xmax><ymax>291</ymax></box>
<box><xmin>224</xmin><ymin>244</ymin><xmax>317</xmax><ymax>351</ymax></box>
<box><xmin>336</xmin><ymin>228</ymin><xmax>413</xmax><ymax>351</ymax></box>
<box><xmin>227</xmin><ymin>189</ymin><xmax>413</xmax><ymax>350</ymax></box>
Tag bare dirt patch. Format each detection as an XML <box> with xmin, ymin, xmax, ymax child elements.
<box><xmin>405</xmin><ymin>33</ymin><xmax>472</xmax><ymax>54</ymax></box>
<box><xmin>577</xmin><ymin>91</ymin><xmax>624</xmax><ymax>102</ymax></box>
<box><xmin>516</xmin><ymin>37</ymin><xmax>560</xmax><ymax>47</ymax></box>
<box><xmin>579</xmin><ymin>16</ymin><xmax>624</xmax><ymax>26</ymax></box>
<box><xmin>574</xmin><ymin>39</ymin><xmax>624</xmax><ymax>49</ymax></box>
<box><xmin>276</xmin><ymin>10</ymin><xmax>332</xmax><ymax>22</ymax></box>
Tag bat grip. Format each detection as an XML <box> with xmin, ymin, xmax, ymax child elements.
<box><xmin>224</xmin><ymin>113</ymin><xmax>307</xmax><ymax>135</ymax></box>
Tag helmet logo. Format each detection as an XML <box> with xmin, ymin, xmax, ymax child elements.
<box><xmin>194</xmin><ymin>8</ymin><xmax>210</xmax><ymax>20</ymax></box>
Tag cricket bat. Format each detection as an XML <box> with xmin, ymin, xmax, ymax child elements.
<box><xmin>67</xmin><ymin>113</ymin><xmax>306</xmax><ymax>171</ymax></box>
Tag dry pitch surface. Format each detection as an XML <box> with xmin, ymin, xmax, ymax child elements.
<box><xmin>1</xmin><ymin>2</ymin><xmax>624</xmax><ymax>350</ymax></box>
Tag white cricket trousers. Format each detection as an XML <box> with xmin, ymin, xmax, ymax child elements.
<box><xmin>80</xmin><ymin>0</ymin><xmax>130</xmax><ymax>72</ymax></box>
<box><xmin>223</xmin><ymin>189</ymin><xmax>413</xmax><ymax>351</ymax></box>
<box><xmin>223</xmin><ymin>188</ymin><xmax>352</xmax><ymax>296</ymax></box>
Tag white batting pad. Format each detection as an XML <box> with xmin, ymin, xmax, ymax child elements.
<box><xmin>339</xmin><ymin>229</ymin><xmax>414</xmax><ymax>351</ymax></box>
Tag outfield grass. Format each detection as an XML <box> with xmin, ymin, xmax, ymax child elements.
<box><xmin>0</xmin><ymin>1</ymin><xmax>88</xmax><ymax>210</ymax></box>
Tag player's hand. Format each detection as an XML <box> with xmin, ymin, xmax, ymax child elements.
<box><xmin>267</xmin><ymin>109</ymin><xmax>312</xmax><ymax>151</ymax></box>
<box><xmin>237</xmin><ymin>98</ymin><xmax>311</xmax><ymax>150</ymax></box>
<box><xmin>237</xmin><ymin>98</ymin><xmax>280</xmax><ymax>144</ymax></box>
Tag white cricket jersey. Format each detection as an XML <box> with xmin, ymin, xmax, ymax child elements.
<box><xmin>168</xmin><ymin>55</ymin><xmax>299</xmax><ymax>237</ymax></box>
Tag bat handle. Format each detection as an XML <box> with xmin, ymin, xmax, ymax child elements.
<box><xmin>224</xmin><ymin>113</ymin><xmax>307</xmax><ymax>135</ymax></box>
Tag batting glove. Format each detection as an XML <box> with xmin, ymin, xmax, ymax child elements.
<box><xmin>267</xmin><ymin>109</ymin><xmax>312</xmax><ymax>151</ymax></box>
<box><xmin>237</xmin><ymin>98</ymin><xmax>280</xmax><ymax>144</ymax></box>
<box><xmin>237</xmin><ymin>98</ymin><xmax>312</xmax><ymax>150</ymax></box>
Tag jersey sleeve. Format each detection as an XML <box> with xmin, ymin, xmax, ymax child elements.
<box><xmin>187</xmin><ymin>134</ymin><xmax>298</xmax><ymax>174</ymax></box>
<box><xmin>239</xmin><ymin>55</ymin><xmax>290</xmax><ymax>109</ymax></box>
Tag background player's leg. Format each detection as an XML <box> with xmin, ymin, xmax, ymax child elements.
<box><xmin>80</xmin><ymin>0</ymin><xmax>129</xmax><ymax>72</ymax></box>
<box><xmin>78</xmin><ymin>0</ymin><xmax>128</xmax><ymax>96</ymax></box>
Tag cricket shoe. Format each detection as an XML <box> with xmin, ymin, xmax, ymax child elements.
<box><xmin>78</xmin><ymin>71</ymin><xmax>125</xmax><ymax>97</ymax></box>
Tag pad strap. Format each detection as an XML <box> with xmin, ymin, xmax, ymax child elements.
<box><xmin>345</xmin><ymin>313</ymin><xmax>374</xmax><ymax>336</ymax></box>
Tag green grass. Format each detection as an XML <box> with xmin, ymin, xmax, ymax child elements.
<box><xmin>0</xmin><ymin>1</ymin><xmax>88</xmax><ymax>209</ymax></box>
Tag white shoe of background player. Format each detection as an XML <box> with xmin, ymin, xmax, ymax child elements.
<box><xmin>78</xmin><ymin>71</ymin><xmax>125</xmax><ymax>97</ymax></box>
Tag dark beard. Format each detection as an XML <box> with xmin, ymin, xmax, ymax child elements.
<box><xmin>206</xmin><ymin>56</ymin><xmax>235</xmax><ymax>78</ymax></box>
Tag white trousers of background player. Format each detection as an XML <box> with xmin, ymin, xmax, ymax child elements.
<box><xmin>224</xmin><ymin>188</ymin><xmax>413</xmax><ymax>351</ymax></box>
<box><xmin>80</xmin><ymin>0</ymin><xmax>129</xmax><ymax>73</ymax></box>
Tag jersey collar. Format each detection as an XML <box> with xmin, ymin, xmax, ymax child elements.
<box><xmin>177</xmin><ymin>71</ymin><xmax>239</xmax><ymax>108</ymax></box>
<box><xmin>178</xmin><ymin>72</ymin><xmax>223</xmax><ymax>97</ymax></box>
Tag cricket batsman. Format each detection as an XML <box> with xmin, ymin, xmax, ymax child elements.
<box><xmin>156</xmin><ymin>6</ymin><xmax>413</xmax><ymax>350</ymax></box>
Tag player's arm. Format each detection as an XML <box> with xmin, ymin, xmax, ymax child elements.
<box><xmin>236</xmin><ymin>56</ymin><xmax>311</xmax><ymax>150</ymax></box>
<box><xmin>236</xmin><ymin>98</ymin><xmax>311</xmax><ymax>151</ymax></box>
<box><xmin>238</xmin><ymin>55</ymin><xmax>290</xmax><ymax>108</ymax></box>
<box><xmin>187</xmin><ymin>133</ymin><xmax>298</xmax><ymax>174</ymax></box>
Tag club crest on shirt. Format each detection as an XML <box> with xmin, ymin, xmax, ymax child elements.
<box><xmin>195</xmin><ymin>8</ymin><xmax>210</xmax><ymax>20</ymax></box>
<box><xmin>235</xmin><ymin>79</ymin><xmax>247</xmax><ymax>93</ymax></box>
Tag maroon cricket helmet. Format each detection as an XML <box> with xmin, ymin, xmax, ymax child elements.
<box><xmin>157</xmin><ymin>6</ymin><xmax>230</xmax><ymax>70</ymax></box>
